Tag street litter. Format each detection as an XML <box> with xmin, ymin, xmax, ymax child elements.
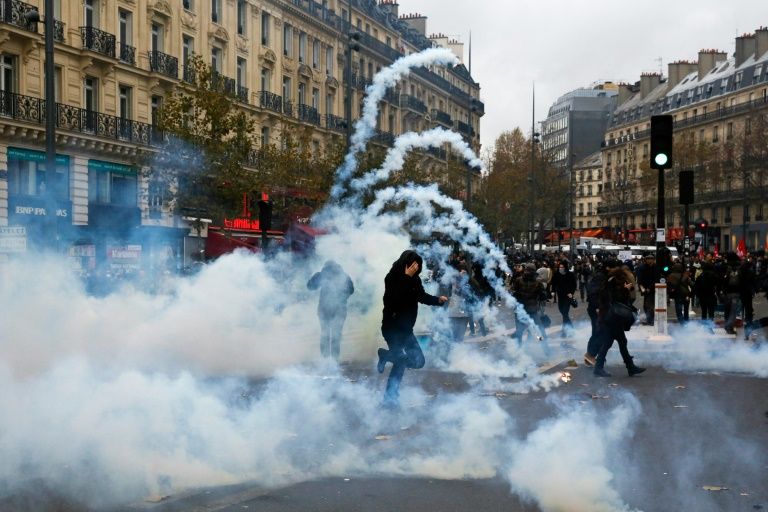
<box><xmin>145</xmin><ymin>496</ymin><xmax>170</xmax><ymax>503</ymax></box>
<box><xmin>675</xmin><ymin>385</ymin><xmax>686</xmax><ymax>389</ymax></box>
<box><xmin>590</xmin><ymin>394</ymin><xmax>609</xmax><ymax>400</ymax></box>
<box><xmin>673</xmin><ymin>405</ymin><xmax>688</xmax><ymax>408</ymax></box>
<box><xmin>702</xmin><ymin>486</ymin><xmax>729</xmax><ymax>491</ymax></box>
<box><xmin>608</xmin><ymin>383</ymin><xmax>618</xmax><ymax>388</ymax></box>
<box><xmin>344</xmin><ymin>478</ymin><xmax>350</xmax><ymax>482</ymax></box>
<box><xmin>374</xmin><ymin>435</ymin><xmax>392</xmax><ymax>441</ymax></box>
<box><xmin>564</xmin><ymin>360</ymin><xmax>578</xmax><ymax>369</ymax></box>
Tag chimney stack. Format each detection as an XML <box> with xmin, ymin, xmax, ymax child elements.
<box><xmin>667</xmin><ymin>60</ymin><xmax>698</xmax><ymax>89</ymax></box>
<box><xmin>735</xmin><ymin>34</ymin><xmax>757</xmax><ymax>67</ymax></box>
<box><xmin>378</xmin><ymin>0</ymin><xmax>399</xmax><ymax>19</ymax></box>
<box><xmin>616</xmin><ymin>82</ymin><xmax>635</xmax><ymax>106</ymax></box>
<box><xmin>640</xmin><ymin>72</ymin><xmax>661</xmax><ymax>99</ymax></box>
<box><xmin>399</xmin><ymin>13</ymin><xmax>427</xmax><ymax>36</ymax></box>
<box><xmin>756</xmin><ymin>26</ymin><xmax>768</xmax><ymax>60</ymax></box>
<box><xmin>698</xmin><ymin>49</ymin><xmax>728</xmax><ymax>80</ymax></box>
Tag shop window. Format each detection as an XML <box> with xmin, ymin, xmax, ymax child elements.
<box><xmin>89</xmin><ymin>170</ymin><xmax>137</xmax><ymax>206</ymax></box>
<box><xmin>7</xmin><ymin>155</ymin><xmax>69</xmax><ymax>200</ymax></box>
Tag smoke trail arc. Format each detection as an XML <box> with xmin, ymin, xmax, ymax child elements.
<box><xmin>330</xmin><ymin>48</ymin><xmax>459</xmax><ymax>201</ymax></box>
<box><xmin>345</xmin><ymin>127</ymin><xmax>486</xmax><ymax>204</ymax></box>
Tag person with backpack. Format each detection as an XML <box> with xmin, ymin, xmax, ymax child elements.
<box><xmin>667</xmin><ymin>263</ymin><xmax>692</xmax><ymax>324</ymax></box>
<box><xmin>721</xmin><ymin>255</ymin><xmax>742</xmax><ymax>335</ymax></box>
<box><xmin>584</xmin><ymin>259</ymin><xmax>619</xmax><ymax>366</ymax></box>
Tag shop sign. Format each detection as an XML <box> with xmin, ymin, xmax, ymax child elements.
<box><xmin>107</xmin><ymin>244</ymin><xmax>142</xmax><ymax>269</ymax></box>
<box><xmin>12</xmin><ymin>204</ymin><xmax>69</xmax><ymax>217</ymax></box>
<box><xmin>0</xmin><ymin>226</ymin><xmax>27</xmax><ymax>253</ymax></box>
<box><xmin>88</xmin><ymin>159</ymin><xmax>136</xmax><ymax>175</ymax></box>
<box><xmin>223</xmin><ymin>217</ymin><xmax>261</xmax><ymax>232</ymax></box>
<box><xmin>8</xmin><ymin>147</ymin><xmax>70</xmax><ymax>166</ymax></box>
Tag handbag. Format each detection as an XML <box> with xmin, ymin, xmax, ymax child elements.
<box><xmin>570</xmin><ymin>297</ymin><xmax>578</xmax><ymax>308</ymax></box>
<box><xmin>606</xmin><ymin>301</ymin><xmax>638</xmax><ymax>331</ymax></box>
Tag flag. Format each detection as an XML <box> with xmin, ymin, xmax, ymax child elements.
<box><xmin>736</xmin><ymin>238</ymin><xmax>747</xmax><ymax>259</ymax></box>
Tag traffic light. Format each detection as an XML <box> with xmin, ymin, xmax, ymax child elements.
<box><xmin>658</xmin><ymin>246</ymin><xmax>672</xmax><ymax>275</ymax></box>
<box><xmin>697</xmin><ymin>219</ymin><xmax>709</xmax><ymax>232</ymax></box>
<box><xmin>650</xmin><ymin>115</ymin><xmax>673</xmax><ymax>169</ymax></box>
<box><xmin>348</xmin><ymin>31</ymin><xmax>360</xmax><ymax>52</ymax></box>
<box><xmin>258</xmin><ymin>199</ymin><xmax>273</xmax><ymax>232</ymax></box>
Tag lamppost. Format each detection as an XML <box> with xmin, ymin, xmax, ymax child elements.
<box><xmin>25</xmin><ymin>0</ymin><xmax>57</xmax><ymax>249</ymax></box>
<box><xmin>343</xmin><ymin>0</ymin><xmax>359</xmax><ymax>151</ymax></box>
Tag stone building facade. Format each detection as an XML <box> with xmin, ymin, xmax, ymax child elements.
<box><xmin>0</xmin><ymin>0</ymin><xmax>483</xmax><ymax>268</ymax></box>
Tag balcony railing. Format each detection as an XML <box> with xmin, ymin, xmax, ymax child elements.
<box><xmin>258</xmin><ymin>91</ymin><xmax>283</xmax><ymax>113</ymax></box>
<box><xmin>53</xmin><ymin>20</ymin><xmax>64</xmax><ymax>42</ymax></box>
<box><xmin>80</xmin><ymin>26</ymin><xmax>116</xmax><ymax>58</ymax></box>
<box><xmin>457</xmin><ymin>120</ymin><xmax>474</xmax><ymax>136</ymax></box>
<box><xmin>0</xmin><ymin>89</ymin><xmax>160</xmax><ymax>146</ymax></box>
<box><xmin>298</xmin><ymin>104</ymin><xmax>320</xmax><ymax>125</ymax></box>
<box><xmin>400</xmin><ymin>94</ymin><xmax>427</xmax><ymax>114</ymax></box>
<box><xmin>349</xmin><ymin>72</ymin><xmax>371</xmax><ymax>91</ymax></box>
<box><xmin>283</xmin><ymin>100</ymin><xmax>294</xmax><ymax>117</ymax></box>
<box><xmin>148</xmin><ymin>50</ymin><xmax>178</xmax><ymax>79</ymax></box>
<box><xmin>383</xmin><ymin>90</ymin><xmax>399</xmax><ymax>104</ymax></box>
<box><xmin>182</xmin><ymin>65</ymin><xmax>196</xmax><ymax>84</ymax></box>
<box><xmin>0</xmin><ymin>0</ymin><xmax>37</xmax><ymax>33</ymax></box>
<box><xmin>324</xmin><ymin>114</ymin><xmax>346</xmax><ymax>132</ymax></box>
<box><xmin>237</xmin><ymin>86</ymin><xmax>249</xmax><ymax>103</ymax></box>
<box><xmin>211</xmin><ymin>72</ymin><xmax>236</xmax><ymax>95</ymax></box>
<box><xmin>119</xmin><ymin>44</ymin><xmax>136</xmax><ymax>65</ymax></box>
<box><xmin>372</xmin><ymin>129</ymin><xmax>394</xmax><ymax>146</ymax></box>
<box><xmin>433</xmin><ymin>109</ymin><xmax>452</xmax><ymax>126</ymax></box>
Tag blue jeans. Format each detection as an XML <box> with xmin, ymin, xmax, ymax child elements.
<box><xmin>673</xmin><ymin>298</ymin><xmax>689</xmax><ymax>323</ymax></box>
<box><xmin>381</xmin><ymin>329</ymin><xmax>425</xmax><ymax>403</ymax></box>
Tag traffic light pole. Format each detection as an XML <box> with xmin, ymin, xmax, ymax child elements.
<box><xmin>656</xmin><ymin>166</ymin><xmax>665</xmax><ymax>277</ymax></box>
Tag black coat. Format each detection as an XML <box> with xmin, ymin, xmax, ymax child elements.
<box><xmin>551</xmin><ymin>270</ymin><xmax>577</xmax><ymax>300</ymax></box>
<box><xmin>381</xmin><ymin>271</ymin><xmax>441</xmax><ymax>334</ymax></box>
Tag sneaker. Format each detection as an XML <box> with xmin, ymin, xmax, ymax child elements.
<box><xmin>584</xmin><ymin>352</ymin><xmax>596</xmax><ymax>367</ymax></box>
<box><xmin>377</xmin><ymin>348</ymin><xmax>388</xmax><ymax>374</ymax></box>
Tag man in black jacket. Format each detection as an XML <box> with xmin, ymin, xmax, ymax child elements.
<box><xmin>583</xmin><ymin>259</ymin><xmax>619</xmax><ymax>366</ymax></box>
<box><xmin>551</xmin><ymin>260</ymin><xmax>577</xmax><ymax>337</ymax></box>
<box><xmin>377</xmin><ymin>250</ymin><xmax>447</xmax><ymax>405</ymax></box>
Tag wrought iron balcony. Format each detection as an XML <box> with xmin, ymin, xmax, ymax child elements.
<box><xmin>433</xmin><ymin>109</ymin><xmax>452</xmax><ymax>127</ymax></box>
<box><xmin>80</xmin><ymin>26</ymin><xmax>116</xmax><ymax>58</ymax></box>
<box><xmin>211</xmin><ymin>72</ymin><xmax>236</xmax><ymax>95</ymax></box>
<box><xmin>400</xmin><ymin>95</ymin><xmax>427</xmax><ymax>114</ymax></box>
<box><xmin>237</xmin><ymin>86</ymin><xmax>249</xmax><ymax>103</ymax></box>
<box><xmin>298</xmin><ymin>104</ymin><xmax>320</xmax><ymax>125</ymax></box>
<box><xmin>53</xmin><ymin>19</ymin><xmax>64</xmax><ymax>42</ymax></box>
<box><xmin>372</xmin><ymin>129</ymin><xmax>394</xmax><ymax>146</ymax></box>
<box><xmin>383</xmin><ymin>90</ymin><xmax>399</xmax><ymax>104</ymax></box>
<box><xmin>324</xmin><ymin>114</ymin><xmax>346</xmax><ymax>132</ymax></box>
<box><xmin>0</xmin><ymin>0</ymin><xmax>38</xmax><ymax>33</ymax></box>
<box><xmin>349</xmin><ymin>72</ymin><xmax>371</xmax><ymax>91</ymax></box>
<box><xmin>148</xmin><ymin>50</ymin><xmax>178</xmax><ymax>79</ymax></box>
<box><xmin>119</xmin><ymin>44</ymin><xmax>136</xmax><ymax>65</ymax></box>
<box><xmin>182</xmin><ymin>65</ymin><xmax>196</xmax><ymax>84</ymax></box>
<box><xmin>0</xmin><ymin>89</ymin><xmax>160</xmax><ymax>146</ymax></box>
<box><xmin>283</xmin><ymin>100</ymin><xmax>294</xmax><ymax>117</ymax></box>
<box><xmin>258</xmin><ymin>91</ymin><xmax>283</xmax><ymax>113</ymax></box>
<box><xmin>457</xmin><ymin>120</ymin><xmax>475</xmax><ymax>136</ymax></box>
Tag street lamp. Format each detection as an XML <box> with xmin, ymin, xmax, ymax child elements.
<box><xmin>26</xmin><ymin>0</ymin><xmax>57</xmax><ymax>250</ymax></box>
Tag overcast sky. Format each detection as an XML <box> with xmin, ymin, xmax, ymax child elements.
<box><xmin>404</xmin><ymin>0</ymin><xmax>767</xmax><ymax>152</ymax></box>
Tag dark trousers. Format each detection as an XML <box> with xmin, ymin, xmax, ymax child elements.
<box><xmin>699</xmin><ymin>295</ymin><xmax>716</xmax><ymax>320</ymax></box>
<box><xmin>595</xmin><ymin>323</ymin><xmax>633</xmax><ymax>369</ymax></box>
<box><xmin>319</xmin><ymin>310</ymin><xmax>347</xmax><ymax>360</ymax></box>
<box><xmin>741</xmin><ymin>294</ymin><xmax>754</xmax><ymax>324</ymax></box>
<box><xmin>673</xmin><ymin>297</ymin><xmax>689</xmax><ymax>323</ymax></box>
<box><xmin>382</xmin><ymin>329</ymin><xmax>425</xmax><ymax>403</ymax></box>
<box><xmin>586</xmin><ymin>303</ymin><xmax>601</xmax><ymax>356</ymax></box>
<box><xmin>642</xmin><ymin>293</ymin><xmax>655</xmax><ymax>325</ymax></box>
<box><xmin>558</xmin><ymin>299</ymin><xmax>573</xmax><ymax>333</ymax></box>
<box><xmin>515</xmin><ymin>308</ymin><xmax>547</xmax><ymax>343</ymax></box>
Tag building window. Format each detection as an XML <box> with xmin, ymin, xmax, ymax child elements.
<box><xmin>83</xmin><ymin>76</ymin><xmax>98</xmax><ymax>131</ymax></box>
<box><xmin>0</xmin><ymin>54</ymin><xmax>17</xmax><ymax>93</ymax></box>
<box><xmin>89</xmin><ymin>169</ymin><xmax>137</xmax><ymax>206</ymax></box>
<box><xmin>283</xmin><ymin>24</ymin><xmax>293</xmax><ymax>57</ymax></box>
<box><xmin>237</xmin><ymin>0</ymin><xmax>246</xmax><ymax>35</ymax></box>
<box><xmin>298</xmin><ymin>82</ymin><xmax>306</xmax><ymax>105</ymax></box>
<box><xmin>211</xmin><ymin>47</ymin><xmax>222</xmax><ymax>73</ymax></box>
<box><xmin>84</xmin><ymin>0</ymin><xmax>98</xmax><ymax>28</ymax></box>
<box><xmin>260</xmin><ymin>68</ymin><xmax>270</xmax><ymax>92</ymax></box>
<box><xmin>727</xmin><ymin>122</ymin><xmax>733</xmax><ymax>139</ymax></box>
<box><xmin>312</xmin><ymin>39</ymin><xmax>320</xmax><ymax>69</ymax></box>
<box><xmin>211</xmin><ymin>0</ymin><xmax>221</xmax><ymax>23</ymax></box>
<box><xmin>326</xmin><ymin>92</ymin><xmax>334</xmax><ymax>115</ymax></box>
<box><xmin>261</xmin><ymin>12</ymin><xmax>270</xmax><ymax>47</ymax></box>
<box><xmin>237</xmin><ymin>57</ymin><xmax>247</xmax><ymax>91</ymax></box>
<box><xmin>326</xmin><ymin>46</ymin><xmax>333</xmax><ymax>75</ymax></box>
<box><xmin>150</xmin><ymin>95</ymin><xmax>162</xmax><ymax>126</ymax></box>
<box><xmin>118</xmin><ymin>85</ymin><xmax>132</xmax><ymax>139</ymax></box>
<box><xmin>299</xmin><ymin>32</ymin><xmax>307</xmax><ymax>63</ymax></box>
<box><xmin>312</xmin><ymin>87</ymin><xmax>319</xmax><ymax>109</ymax></box>
<box><xmin>282</xmin><ymin>76</ymin><xmax>291</xmax><ymax>101</ymax></box>
<box><xmin>713</xmin><ymin>125</ymin><xmax>719</xmax><ymax>143</ymax></box>
<box><xmin>151</xmin><ymin>22</ymin><xmax>164</xmax><ymax>52</ymax></box>
<box><xmin>7</xmin><ymin>154</ymin><xmax>70</xmax><ymax>200</ymax></box>
<box><xmin>183</xmin><ymin>0</ymin><xmax>193</xmax><ymax>12</ymax></box>
<box><xmin>119</xmin><ymin>10</ymin><xmax>132</xmax><ymax>47</ymax></box>
<box><xmin>261</xmin><ymin>126</ymin><xmax>270</xmax><ymax>146</ymax></box>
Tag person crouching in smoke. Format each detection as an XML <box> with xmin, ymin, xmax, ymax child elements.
<box><xmin>307</xmin><ymin>260</ymin><xmax>355</xmax><ymax>360</ymax></box>
<box><xmin>377</xmin><ymin>250</ymin><xmax>448</xmax><ymax>406</ymax></box>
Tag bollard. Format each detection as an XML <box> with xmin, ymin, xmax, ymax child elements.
<box><xmin>648</xmin><ymin>281</ymin><xmax>673</xmax><ymax>342</ymax></box>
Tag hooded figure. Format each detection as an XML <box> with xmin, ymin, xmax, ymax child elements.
<box><xmin>377</xmin><ymin>250</ymin><xmax>447</xmax><ymax>405</ymax></box>
<box><xmin>307</xmin><ymin>260</ymin><xmax>355</xmax><ymax>360</ymax></box>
